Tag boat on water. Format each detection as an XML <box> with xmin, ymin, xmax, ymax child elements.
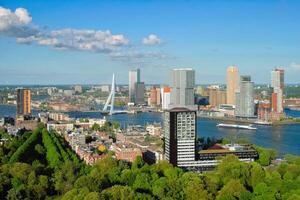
<box><xmin>216</xmin><ymin>123</ymin><xmax>257</xmax><ymax>130</ymax></box>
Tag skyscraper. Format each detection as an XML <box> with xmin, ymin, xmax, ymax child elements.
<box><xmin>226</xmin><ymin>65</ymin><xmax>239</xmax><ymax>105</ymax></box>
<box><xmin>164</xmin><ymin>107</ymin><xmax>196</xmax><ymax>167</ymax></box>
<box><xmin>16</xmin><ymin>88</ymin><xmax>31</xmax><ymax>116</ymax></box>
<box><xmin>271</xmin><ymin>69</ymin><xmax>284</xmax><ymax>113</ymax></box>
<box><xmin>271</xmin><ymin>68</ymin><xmax>284</xmax><ymax>91</ymax></box>
<box><xmin>170</xmin><ymin>68</ymin><xmax>195</xmax><ymax>107</ymax></box>
<box><xmin>235</xmin><ymin>76</ymin><xmax>254</xmax><ymax>118</ymax></box>
<box><xmin>135</xmin><ymin>82</ymin><xmax>145</xmax><ymax>105</ymax></box>
<box><xmin>129</xmin><ymin>69</ymin><xmax>141</xmax><ymax>103</ymax></box>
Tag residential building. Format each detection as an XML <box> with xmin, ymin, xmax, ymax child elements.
<box><xmin>16</xmin><ymin>88</ymin><xmax>31</xmax><ymax>116</ymax></box>
<box><xmin>226</xmin><ymin>65</ymin><xmax>239</xmax><ymax>105</ymax></box>
<box><xmin>115</xmin><ymin>145</ymin><xmax>142</xmax><ymax>163</ymax></box>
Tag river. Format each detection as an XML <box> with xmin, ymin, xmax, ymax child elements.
<box><xmin>1</xmin><ymin>104</ymin><xmax>300</xmax><ymax>156</ymax></box>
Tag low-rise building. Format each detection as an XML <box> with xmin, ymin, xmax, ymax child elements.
<box><xmin>47</xmin><ymin>123</ymin><xmax>74</xmax><ymax>132</ymax></box>
<box><xmin>146</xmin><ymin>123</ymin><xmax>162</xmax><ymax>137</ymax></box>
<box><xmin>115</xmin><ymin>144</ymin><xmax>142</xmax><ymax>163</ymax></box>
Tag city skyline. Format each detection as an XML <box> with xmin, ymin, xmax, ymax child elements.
<box><xmin>1</xmin><ymin>1</ymin><xmax>300</xmax><ymax>85</ymax></box>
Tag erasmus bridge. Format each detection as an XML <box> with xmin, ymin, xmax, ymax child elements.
<box><xmin>101</xmin><ymin>74</ymin><xmax>128</xmax><ymax>115</ymax></box>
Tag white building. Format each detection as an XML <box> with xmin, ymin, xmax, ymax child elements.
<box><xmin>161</xmin><ymin>87</ymin><xmax>171</xmax><ymax>110</ymax></box>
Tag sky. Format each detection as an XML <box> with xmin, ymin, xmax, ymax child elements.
<box><xmin>0</xmin><ymin>0</ymin><xmax>300</xmax><ymax>85</ymax></box>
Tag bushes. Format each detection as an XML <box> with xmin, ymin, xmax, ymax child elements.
<box><xmin>42</xmin><ymin>129</ymin><xmax>62</xmax><ymax>168</ymax></box>
<box><xmin>9</xmin><ymin>129</ymin><xmax>40</xmax><ymax>163</ymax></box>
<box><xmin>49</xmin><ymin>131</ymin><xmax>70</xmax><ymax>162</ymax></box>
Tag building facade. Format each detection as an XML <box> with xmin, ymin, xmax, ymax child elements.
<box><xmin>129</xmin><ymin>69</ymin><xmax>141</xmax><ymax>103</ymax></box>
<box><xmin>226</xmin><ymin>65</ymin><xmax>239</xmax><ymax>105</ymax></box>
<box><xmin>170</xmin><ymin>68</ymin><xmax>195</xmax><ymax>107</ymax></box>
<box><xmin>16</xmin><ymin>88</ymin><xmax>31</xmax><ymax>116</ymax></box>
<box><xmin>235</xmin><ymin>76</ymin><xmax>255</xmax><ymax>118</ymax></box>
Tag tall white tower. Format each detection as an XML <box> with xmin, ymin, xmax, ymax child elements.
<box><xmin>103</xmin><ymin>74</ymin><xmax>115</xmax><ymax>115</ymax></box>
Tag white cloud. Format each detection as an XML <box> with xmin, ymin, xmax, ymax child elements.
<box><xmin>142</xmin><ymin>34</ymin><xmax>161</xmax><ymax>45</ymax></box>
<box><xmin>0</xmin><ymin>7</ymin><xmax>37</xmax><ymax>37</ymax></box>
<box><xmin>109</xmin><ymin>51</ymin><xmax>167</xmax><ymax>62</ymax></box>
<box><xmin>0</xmin><ymin>6</ymin><xmax>167</xmax><ymax>64</ymax></box>
<box><xmin>290</xmin><ymin>62</ymin><xmax>300</xmax><ymax>70</ymax></box>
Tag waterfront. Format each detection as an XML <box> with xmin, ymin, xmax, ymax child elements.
<box><xmin>1</xmin><ymin>104</ymin><xmax>300</xmax><ymax>156</ymax></box>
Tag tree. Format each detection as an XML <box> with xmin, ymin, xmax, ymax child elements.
<box><xmin>133</xmin><ymin>173</ymin><xmax>151</xmax><ymax>193</ymax></box>
<box><xmin>54</xmin><ymin>161</ymin><xmax>80</xmax><ymax>194</ymax></box>
<box><xmin>248</xmin><ymin>162</ymin><xmax>265</xmax><ymax>188</ymax></box>
<box><xmin>181</xmin><ymin>172</ymin><xmax>211</xmax><ymax>200</ymax></box>
<box><xmin>92</xmin><ymin>123</ymin><xmax>101</xmax><ymax>131</ymax></box>
<box><xmin>216</xmin><ymin>155</ymin><xmax>249</xmax><ymax>185</ymax></box>
<box><xmin>101</xmin><ymin>185</ymin><xmax>135</xmax><ymax>200</ymax></box>
<box><xmin>217</xmin><ymin>179</ymin><xmax>247</xmax><ymax>200</ymax></box>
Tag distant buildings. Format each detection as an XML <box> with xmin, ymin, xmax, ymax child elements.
<box><xmin>63</xmin><ymin>90</ymin><xmax>74</xmax><ymax>97</ymax></box>
<box><xmin>146</xmin><ymin>123</ymin><xmax>162</xmax><ymax>137</ymax></box>
<box><xmin>207</xmin><ymin>85</ymin><xmax>227</xmax><ymax>108</ymax></box>
<box><xmin>115</xmin><ymin>145</ymin><xmax>143</xmax><ymax>163</ymax></box>
<box><xmin>226</xmin><ymin>66</ymin><xmax>239</xmax><ymax>105</ymax></box>
<box><xmin>129</xmin><ymin>69</ymin><xmax>141</xmax><ymax>104</ymax></box>
<box><xmin>74</xmin><ymin>85</ymin><xmax>83</xmax><ymax>93</ymax></box>
<box><xmin>149</xmin><ymin>87</ymin><xmax>161</xmax><ymax>107</ymax></box>
<box><xmin>235</xmin><ymin>76</ymin><xmax>255</xmax><ymax>118</ymax></box>
<box><xmin>271</xmin><ymin>69</ymin><xmax>284</xmax><ymax>113</ymax></box>
<box><xmin>48</xmin><ymin>113</ymin><xmax>70</xmax><ymax>121</ymax></box>
<box><xmin>170</xmin><ymin>68</ymin><xmax>195</xmax><ymax>107</ymax></box>
<box><xmin>257</xmin><ymin>68</ymin><xmax>285</xmax><ymax>122</ymax></box>
<box><xmin>16</xmin><ymin>88</ymin><xmax>31</xmax><ymax>116</ymax></box>
<box><xmin>135</xmin><ymin>82</ymin><xmax>145</xmax><ymax>105</ymax></box>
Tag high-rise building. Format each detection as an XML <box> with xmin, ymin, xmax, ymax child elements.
<box><xmin>161</xmin><ymin>87</ymin><xmax>171</xmax><ymax>110</ymax></box>
<box><xmin>164</xmin><ymin>107</ymin><xmax>196</xmax><ymax>167</ymax></box>
<box><xmin>235</xmin><ymin>76</ymin><xmax>254</xmax><ymax>118</ymax></box>
<box><xmin>129</xmin><ymin>69</ymin><xmax>141</xmax><ymax>103</ymax></box>
<box><xmin>156</xmin><ymin>87</ymin><xmax>161</xmax><ymax>106</ymax></box>
<box><xmin>149</xmin><ymin>87</ymin><xmax>158</xmax><ymax>106</ymax></box>
<box><xmin>271</xmin><ymin>69</ymin><xmax>284</xmax><ymax>113</ymax></box>
<box><xmin>170</xmin><ymin>68</ymin><xmax>195</xmax><ymax>107</ymax></box>
<box><xmin>226</xmin><ymin>65</ymin><xmax>239</xmax><ymax>105</ymax></box>
<box><xmin>16</xmin><ymin>88</ymin><xmax>31</xmax><ymax>116</ymax></box>
<box><xmin>207</xmin><ymin>86</ymin><xmax>227</xmax><ymax>108</ymax></box>
<box><xmin>135</xmin><ymin>82</ymin><xmax>145</xmax><ymax>105</ymax></box>
<box><xmin>271</xmin><ymin>68</ymin><xmax>284</xmax><ymax>91</ymax></box>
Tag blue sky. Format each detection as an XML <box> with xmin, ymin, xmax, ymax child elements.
<box><xmin>0</xmin><ymin>0</ymin><xmax>300</xmax><ymax>85</ymax></box>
